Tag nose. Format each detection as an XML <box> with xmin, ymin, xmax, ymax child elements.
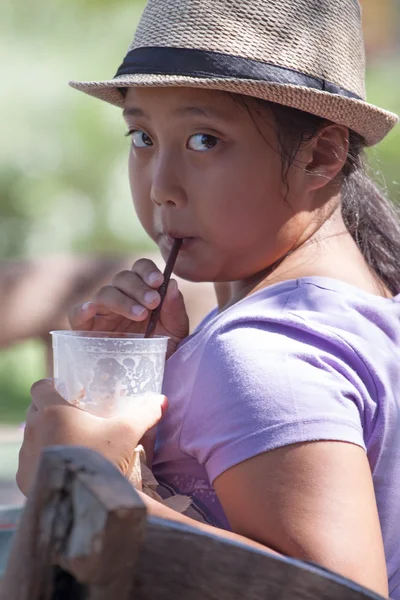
<box><xmin>150</xmin><ymin>150</ymin><xmax>187</xmax><ymax>208</ymax></box>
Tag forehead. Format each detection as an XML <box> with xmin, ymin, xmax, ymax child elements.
<box><xmin>123</xmin><ymin>86</ymin><xmax>244</xmax><ymax>119</ymax></box>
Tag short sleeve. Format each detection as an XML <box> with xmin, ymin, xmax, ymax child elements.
<box><xmin>179</xmin><ymin>318</ymin><xmax>368</xmax><ymax>485</ymax></box>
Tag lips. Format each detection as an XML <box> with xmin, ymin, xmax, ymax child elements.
<box><xmin>164</xmin><ymin>230</ymin><xmax>191</xmax><ymax>240</ymax></box>
<box><xmin>162</xmin><ymin>232</ymin><xmax>195</xmax><ymax>251</ymax></box>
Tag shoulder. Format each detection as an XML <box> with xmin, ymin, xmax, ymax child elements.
<box><xmin>193</xmin><ymin>279</ymin><xmax>367</xmax><ymax>402</ymax></box>
<box><xmin>180</xmin><ymin>279</ymin><xmax>384</xmax><ymax>482</ymax></box>
<box><xmin>194</xmin><ymin>277</ymin><xmax>400</xmax><ymax>401</ymax></box>
<box><xmin>202</xmin><ymin>276</ymin><xmax>400</xmax><ymax>351</ymax></box>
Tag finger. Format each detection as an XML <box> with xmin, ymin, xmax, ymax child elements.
<box><xmin>161</xmin><ymin>278</ymin><xmax>180</xmax><ymax>314</ymax></box>
<box><xmin>93</xmin><ymin>285</ymin><xmax>150</xmax><ymax>321</ymax></box>
<box><xmin>111</xmin><ymin>271</ymin><xmax>161</xmax><ymax>311</ymax></box>
<box><xmin>114</xmin><ymin>394</ymin><xmax>168</xmax><ymax>440</ymax></box>
<box><xmin>131</xmin><ymin>259</ymin><xmax>164</xmax><ymax>289</ymax></box>
<box><xmin>22</xmin><ymin>405</ymin><xmax>37</xmax><ymax>444</ymax></box>
<box><xmin>69</xmin><ymin>301</ymin><xmax>98</xmax><ymax>330</ymax></box>
<box><xmin>30</xmin><ymin>379</ymin><xmax>69</xmax><ymax>411</ymax></box>
<box><xmin>26</xmin><ymin>403</ymin><xmax>37</xmax><ymax>421</ymax></box>
<box><xmin>16</xmin><ymin>445</ymin><xmax>36</xmax><ymax>497</ymax></box>
<box><xmin>159</xmin><ymin>279</ymin><xmax>189</xmax><ymax>338</ymax></box>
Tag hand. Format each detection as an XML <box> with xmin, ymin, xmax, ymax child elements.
<box><xmin>16</xmin><ymin>379</ymin><xmax>167</xmax><ymax>497</ymax></box>
<box><xmin>69</xmin><ymin>259</ymin><xmax>189</xmax><ymax>357</ymax></box>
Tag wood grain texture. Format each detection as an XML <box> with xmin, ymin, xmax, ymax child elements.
<box><xmin>1</xmin><ymin>446</ymin><xmax>146</xmax><ymax>600</ymax></box>
<box><xmin>131</xmin><ymin>517</ymin><xmax>385</xmax><ymax>600</ymax></box>
<box><xmin>1</xmin><ymin>446</ymin><xmax>387</xmax><ymax>600</ymax></box>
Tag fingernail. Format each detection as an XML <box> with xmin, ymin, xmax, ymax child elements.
<box><xmin>81</xmin><ymin>302</ymin><xmax>94</xmax><ymax>312</ymax></box>
<box><xmin>147</xmin><ymin>271</ymin><xmax>162</xmax><ymax>285</ymax></box>
<box><xmin>131</xmin><ymin>305</ymin><xmax>146</xmax><ymax>317</ymax></box>
<box><xmin>144</xmin><ymin>291</ymin><xmax>159</xmax><ymax>304</ymax></box>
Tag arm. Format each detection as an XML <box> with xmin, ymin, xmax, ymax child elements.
<box><xmin>213</xmin><ymin>441</ymin><xmax>388</xmax><ymax>597</ymax></box>
<box><xmin>139</xmin><ymin>442</ymin><xmax>387</xmax><ymax>597</ymax></box>
<box><xmin>138</xmin><ymin>489</ymin><xmax>279</xmax><ymax>555</ymax></box>
<box><xmin>177</xmin><ymin>320</ymin><xmax>389</xmax><ymax>597</ymax></box>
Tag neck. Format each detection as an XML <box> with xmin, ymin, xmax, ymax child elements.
<box><xmin>218</xmin><ymin>205</ymin><xmax>363</xmax><ymax>310</ymax></box>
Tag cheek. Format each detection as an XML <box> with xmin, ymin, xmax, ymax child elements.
<box><xmin>128</xmin><ymin>154</ymin><xmax>154</xmax><ymax>233</ymax></box>
<box><xmin>199</xmin><ymin>154</ymin><xmax>285</xmax><ymax>239</ymax></box>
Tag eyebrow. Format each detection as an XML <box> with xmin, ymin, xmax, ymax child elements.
<box><xmin>123</xmin><ymin>105</ymin><xmax>231</xmax><ymax>121</ymax></box>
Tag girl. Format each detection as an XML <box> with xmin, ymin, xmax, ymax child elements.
<box><xmin>18</xmin><ymin>0</ymin><xmax>400</xmax><ymax>596</ymax></box>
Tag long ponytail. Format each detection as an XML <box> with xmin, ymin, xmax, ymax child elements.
<box><xmin>341</xmin><ymin>135</ymin><xmax>400</xmax><ymax>295</ymax></box>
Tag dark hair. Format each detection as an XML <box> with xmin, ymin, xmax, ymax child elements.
<box><xmin>241</xmin><ymin>97</ymin><xmax>400</xmax><ymax>295</ymax></box>
<box><xmin>121</xmin><ymin>87</ymin><xmax>400</xmax><ymax>293</ymax></box>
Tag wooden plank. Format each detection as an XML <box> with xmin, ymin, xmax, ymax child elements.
<box><xmin>129</xmin><ymin>517</ymin><xmax>385</xmax><ymax>600</ymax></box>
<box><xmin>0</xmin><ymin>446</ymin><xmax>146</xmax><ymax>600</ymax></box>
<box><xmin>1</xmin><ymin>446</ymin><xmax>386</xmax><ymax>600</ymax></box>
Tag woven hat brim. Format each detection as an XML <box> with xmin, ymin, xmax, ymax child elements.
<box><xmin>69</xmin><ymin>74</ymin><xmax>398</xmax><ymax>147</ymax></box>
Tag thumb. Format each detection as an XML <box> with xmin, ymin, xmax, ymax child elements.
<box><xmin>161</xmin><ymin>279</ymin><xmax>189</xmax><ymax>338</ymax></box>
<box><xmin>113</xmin><ymin>394</ymin><xmax>168</xmax><ymax>440</ymax></box>
<box><xmin>30</xmin><ymin>378</ymin><xmax>69</xmax><ymax>410</ymax></box>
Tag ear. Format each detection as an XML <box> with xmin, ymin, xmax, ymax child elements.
<box><xmin>304</xmin><ymin>125</ymin><xmax>349</xmax><ymax>192</ymax></box>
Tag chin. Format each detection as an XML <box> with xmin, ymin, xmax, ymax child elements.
<box><xmin>173</xmin><ymin>254</ymin><xmax>224</xmax><ymax>282</ymax></box>
<box><xmin>173</xmin><ymin>262</ymin><xmax>213</xmax><ymax>283</ymax></box>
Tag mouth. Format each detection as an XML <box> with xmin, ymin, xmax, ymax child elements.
<box><xmin>162</xmin><ymin>233</ymin><xmax>195</xmax><ymax>251</ymax></box>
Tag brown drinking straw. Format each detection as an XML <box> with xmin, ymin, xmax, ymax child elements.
<box><xmin>144</xmin><ymin>238</ymin><xmax>183</xmax><ymax>338</ymax></box>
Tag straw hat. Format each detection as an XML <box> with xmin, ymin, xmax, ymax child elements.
<box><xmin>69</xmin><ymin>0</ymin><xmax>398</xmax><ymax>146</ymax></box>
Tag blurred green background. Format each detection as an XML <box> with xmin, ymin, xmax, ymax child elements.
<box><xmin>0</xmin><ymin>0</ymin><xmax>399</xmax><ymax>424</ymax></box>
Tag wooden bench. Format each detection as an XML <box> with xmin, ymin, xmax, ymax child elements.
<box><xmin>0</xmin><ymin>446</ymin><xmax>385</xmax><ymax>600</ymax></box>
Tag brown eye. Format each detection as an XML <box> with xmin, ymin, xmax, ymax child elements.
<box><xmin>187</xmin><ymin>133</ymin><xmax>218</xmax><ymax>152</ymax></box>
<box><xmin>129</xmin><ymin>130</ymin><xmax>153</xmax><ymax>147</ymax></box>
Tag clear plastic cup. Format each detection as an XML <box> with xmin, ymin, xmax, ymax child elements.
<box><xmin>50</xmin><ymin>331</ymin><xmax>169</xmax><ymax>418</ymax></box>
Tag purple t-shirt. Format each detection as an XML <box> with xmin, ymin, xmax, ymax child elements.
<box><xmin>153</xmin><ymin>276</ymin><xmax>400</xmax><ymax>597</ymax></box>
